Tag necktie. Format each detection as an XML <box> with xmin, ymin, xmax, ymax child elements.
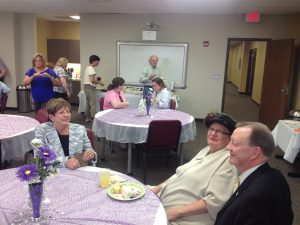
<box><xmin>233</xmin><ymin>176</ymin><xmax>240</xmax><ymax>193</ymax></box>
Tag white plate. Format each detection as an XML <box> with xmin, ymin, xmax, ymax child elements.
<box><xmin>107</xmin><ymin>182</ymin><xmax>146</xmax><ymax>201</ymax></box>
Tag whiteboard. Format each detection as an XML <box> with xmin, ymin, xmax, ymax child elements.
<box><xmin>117</xmin><ymin>42</ymin><xmax>188</xmax><ymax>88</ymax></box>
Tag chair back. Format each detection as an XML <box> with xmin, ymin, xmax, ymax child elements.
<box><xmin>169</xmin><ymin>99</ymin><xmax>176</xmax><ymax>110</ymax></box>
<box><xmin>99</xmin><ymin>97</ymin><xmax>105</xmax><ymax>111</ymax></box>
<box><xmin>146</xmin><ymin>120</ymin><xmax>182</xmax><ymax>151</ymax></box>
<box><xmin>86</xmin><ymin>128</ymin><xmax>95</xmax><ymax>149</ymax></box>
<box><xmin>0</xmin><ymin>93</ymin><xmax>8</xmax><ymax>114</ymax></box>
<box><xmin>35</xmin><ymin>109</ymin><xmax>49</xmax><ymax>123</ymax></box>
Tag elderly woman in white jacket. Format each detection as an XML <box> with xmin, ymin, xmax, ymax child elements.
<box><xmin>35</xmin><ymin>98</ymin><xmax>96</xmax><ymax>169</ymax></box>
<box><xmin>151</xmin><ymin>112</ymin><xmax>238</xmax><ymax>225</ymax></box>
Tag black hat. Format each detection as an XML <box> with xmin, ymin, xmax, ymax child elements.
<box><xmin>204</xmin><ymin>112</ymin><xmax>237</xmax><ymax>134</ymax></box>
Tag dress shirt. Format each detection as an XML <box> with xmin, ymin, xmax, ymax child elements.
<box><xmin>239</xmin><ymin>163</ymin><xmax>264</xmax><ymax>185</ymax></box>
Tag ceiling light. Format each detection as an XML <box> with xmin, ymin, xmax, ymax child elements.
<box><xmin>70</xmin><ymin>16</ymin><xmax>80</xmax><ymax>20</ymax></box>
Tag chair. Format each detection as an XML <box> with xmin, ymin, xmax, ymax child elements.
<box><xmin>137</xmin><ymin>120</ymin><xmax>182</xmax><ymax>184</ymax></box>
<box><xmin>35</xmin><ymin>108</ymin><xmax>49</xmax><ymax>123</ymax></box>
<box><xmin>169</xmin><ymin>98</ymin><xmax>176</xmax><ymax>110</ymax></box>
<box><xmin>25</xmin><ymin>128</ymin><xmax>96</xmax><ymax>164</ymax></box>
<box><xmin>86</xmin><ymin>128</ymin><xmax>95</xmax><ymax>149</ymax></box>
<box><xmin>98</xmin><ymin>96</ymin><xmax>114</xmax><ymax>156</ymax></box>
<box><xmin>99</xmin><ymin>97</ymin><xmax>104</xmax><ymax>111</ymax></box>
<box><xmin>0</xmin><ymin>93</ymin><xmax>8</xmax><ymax>114</ymax></box>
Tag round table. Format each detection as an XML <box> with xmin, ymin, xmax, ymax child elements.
<box><xmin>92</xmin><ymin>108</ymin><xmax>196</xmax><ymax>174</ymax></box>
<box><xmin>0</xmin><ymin>167</ymin><xmax>167</xmax><ymax>225</ymax></box>
<box><xmin>0</xmin><ymin>114</ymin><xmax>40</xmax><ymax>169</ymax></box>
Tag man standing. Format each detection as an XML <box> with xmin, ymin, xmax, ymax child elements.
<box><xmin>140</xmin><ymin>55</ymin><xmax>161</xmax><ymax>95</ymax></box>
<box><xmin>215</xmin><ymin>121</ymin><xmax>293</xmax><ymax>225</ymax></box>
<box><xmin>83</xmin><ymin>55</ymin><xmax>104</xmax><ymax>122</ymax></box>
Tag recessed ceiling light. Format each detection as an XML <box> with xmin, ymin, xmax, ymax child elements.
<box><xmin>70</xmin><ymin>16</ymin><xmax>80</xmax><ymax>20</ymax></box>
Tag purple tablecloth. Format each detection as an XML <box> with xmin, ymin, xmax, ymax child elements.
<box><xmin>0</xmin><ymin>168</ymin><xmax>162</xmax><ymax>225</ymax></box>
<box><xmin>0</xmin><ymin>115</ymin><xmax>40</xmax><ymax>162</ymax></box>
<box><xmin>92</xmin><ymin>108</ymin><xmax>196</xmax><ymax>144</ymax></box>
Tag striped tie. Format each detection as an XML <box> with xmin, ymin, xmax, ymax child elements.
<box><xmin>233</xmin><ymin>176</ymin><xmax>240</xmax><ymax>193</ymax></box>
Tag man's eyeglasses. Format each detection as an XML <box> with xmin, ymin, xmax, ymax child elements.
<box><xmin>208</xmin><ymin>127</ymin><xmax>231</xmax><ymax>136</ymax></box>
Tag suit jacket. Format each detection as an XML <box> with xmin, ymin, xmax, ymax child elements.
<box><xmin>35</xmin><ymin>122</ymin><xmax>92</xmax><ymax>167</ymax></box>
<box><xmin>215</xmin><ymin>163</ymin><xmax>293</xmax><ymax>225</ymax></box>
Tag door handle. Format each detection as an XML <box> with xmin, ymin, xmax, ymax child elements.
<box><xmin>281</xmin><ymin>84</ymin><xmax>289</xmax><ymax>95</ymax></box>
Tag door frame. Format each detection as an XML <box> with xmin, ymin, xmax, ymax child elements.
<box><xmin>221</xmin><ymin>37</ymin><xmax>271</xmax><ymax>112</ymax></box>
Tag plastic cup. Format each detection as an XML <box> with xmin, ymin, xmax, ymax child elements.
<box><xmin>100</xmin><ymin>171</ymin><xmax>110</xmax><ymax>189</ymax></box>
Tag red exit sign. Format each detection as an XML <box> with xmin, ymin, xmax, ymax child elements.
<box><xmin>245</xmin><ymin>12</ymin><xmax>261</xmax><ymax>23</ymax></box>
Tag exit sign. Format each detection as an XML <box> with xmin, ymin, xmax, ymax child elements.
<box><xmin>245</xmin><ymin>12</ymin><xmax>261</xmax><ymax>23</ymax></box>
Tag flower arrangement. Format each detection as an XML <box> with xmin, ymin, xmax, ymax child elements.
<box><xmin>15</xmin><ymin>139</ymin><xmax>61</xmax><ymax>221</ymax></box>
<box><xmin>16</xmin><ymin>139</ymin><xmax>61</xmax><ymax>184</ymax></box>
<box><xmin>143</xmin><ymin>88</ymin><xmax>154</xmax><ymax>116</ymax></box>
<box><xmin>144</xmin><ymin>88</ymin><xmax>154</xmax><ymax>107</ymax></box>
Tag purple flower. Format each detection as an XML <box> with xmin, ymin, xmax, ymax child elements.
<box><xmin>16</xmin><ymin>164</ymin><xmax>39</xmax><ymax>182</ymax></box>
<box><xmin>38</xmin><ymin>147</ymin><xmax>57</xmax><ymax>161</ymax></box>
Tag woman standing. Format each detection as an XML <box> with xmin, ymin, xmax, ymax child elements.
<box><xmin>103</xmin><ymin>77</ymin><xmax>129</xmax><ymax>110</ymax></box>
<box><xmin>23</xmin><ymin>53</ymin><xmax>60</xmax><ymax>111</ymax></box>
<box><xmin>151</xmin><ymin>77</ymin><xmax>171</xmax><ymax>109</ymax></box>
<box><xmin>53</xmin><ymin>57</ymin><xmax>72</xmax><ymax>100</ymax></box>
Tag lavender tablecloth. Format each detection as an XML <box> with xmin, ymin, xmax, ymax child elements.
<box><xmin>0</xmin><ymin>115</ymin><xmax>40</xmax><ymax>162</ymax></box>
<box><xmin>92</xmin><ymin>108</ymin><xmax>196</xmax><ymax>144</ymax></box>
<box><xmin>0</xmin><ymin>168</ymin><xmax>163</xmax><ymax>225</ymax></box>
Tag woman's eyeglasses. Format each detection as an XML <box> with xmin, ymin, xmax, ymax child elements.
<box><xmin>208</xmin><ymin>127</ymin><xmax>231</xmax><ymax>136</ymax></box>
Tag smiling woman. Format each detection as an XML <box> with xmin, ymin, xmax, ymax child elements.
<box><xmin>150</xmin><ymin>112</ymin><xmax>237</xmax><ymax>225</ymax></box>
<box><xmin>34</xmin><ymin>98</ymin><xmax>97</xmax><ymax>170</ymax></box>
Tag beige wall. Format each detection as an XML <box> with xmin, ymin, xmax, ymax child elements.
<box><xmin>80</xmin><ymin>13</ymin><xmax>287</xmax><ymax>118</ymax></box>
<box><xmin>0</xmin><ymin>13</ymin><xmax>289</xmax><ymax>115</ymax></box>
<box><xmin>0</xmin><ymin>13</ymin><xmax>36</xmax><ymax>107</ymax></box>
<box><xmin>227</xmin><ymin>41</ymin><xmax>266</xmax><ymax>104</ymax></box>
<box><xmin>249</xmin><ymin>41</ymin><xmax>267</xmax><ymax>104</ymax></box>
<box><xmin>36</xmin><ymin>19</ymin><xmax>80</xmax><ymax>62</ymax></box>
<box><xmin>287</xmin><ymin>14</ymin><xmax>300</xmax><ymax>110</ymax></box>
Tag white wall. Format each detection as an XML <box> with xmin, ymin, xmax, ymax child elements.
<box><xmin>0</xmin><ymin>13</ymin><xmax>36</xmax><ymax>107</ymax></box>
<box><xmin>80</xmin><ymin>14</ymin><xmax>287</xmax><ymax>118</ymax></box>
<box><xmin>0</xmin><ymin>13</ymin><xmax>287</xmax><ymax>115</ymax></box>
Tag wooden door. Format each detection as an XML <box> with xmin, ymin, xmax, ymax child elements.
<box><xmin>47</xmin><ymin>39</ymin><xmax>68</xmax><ymax>64</ymax></box>
<box><xmin>259</xmin><ymin>39</ymin><xmax>294</xmax><ymax>129</ymax></box>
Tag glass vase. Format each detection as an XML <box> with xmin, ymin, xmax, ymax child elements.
<box><xmin>28</xmin><ymin>182</ymin><xmax>43</xmax><ymax>222</ymax></box>
<box><xmin>146</xmin><ymin>104</ymin><xmax>151</xmax><ymax>116</ymax></box>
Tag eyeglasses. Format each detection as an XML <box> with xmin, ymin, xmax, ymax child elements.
<box><xmin>208</xmin><ymin>127</ymin><xmax>231</xmax><ymax>136</ymax></box>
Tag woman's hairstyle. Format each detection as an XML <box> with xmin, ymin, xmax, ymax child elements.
<box><xmin>32</xmin><ymin>53</ymin><xmax>46</xmax><ymax>67</ymax></box>
<box><xmin>107</xmin><ymin>77</ymin><xmax>125</xmax><ymax>91</ymax></box>
<box><xmin>152</xmin><ymin>77</ymin><xmax>166</xmax><ymax>88</ymax></box>
<box><xmin>46</xmin><ymin>98</ymin><xmax>72</xmax><ymax>116</ymax></box>
<box><xmin>89</xmin><ymin>55</ymin><xmax>100</xmax><ymax>64</ymax></box>
<box><xmin>56</xmin><ymin>57</ymin><xmax>69</xmax><ymax>68</ymax></box>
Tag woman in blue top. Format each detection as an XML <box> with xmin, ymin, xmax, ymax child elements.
<box><xmin>152</xmin><ymin>77</ymin><xmax>171</xmax><ymax>109</ymax></box>
<box><xmin>23</xmin><ymin>53</ymin><xmax>60</xmax><ymax>111</ymax></box>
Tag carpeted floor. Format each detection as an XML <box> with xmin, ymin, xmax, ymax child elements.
<box><xmin>3</xmin><ymin>84</ymin><xmax>300</xmax><ymax>224</ymax></box>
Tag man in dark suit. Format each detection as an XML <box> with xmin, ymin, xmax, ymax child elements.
<box><xmin>215</xmin><ymin>121</ymin><xmax>293</xmax><ymax>225</ymax></box>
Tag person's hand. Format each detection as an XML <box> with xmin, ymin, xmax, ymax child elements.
<box><xmin>43</xmin><ymin>72</ymin><xmax>53</xmax><ymax>80</ymax></box>
<box><xmin>150</xmin><ymin>73</ymin><xmax>156</xmax><ymax>79</ymax></box>
<box><xmin>66</xmin><ymin>157</ymin><xmax>80</xmax><ymax>170</ymax></box>
<box><xmin>151</xmin><ymin>185</ymin><xmax>161</xmax><ymax>194</ymax></box>
<box><xmin>167</xmin><ymin>207</ymin><xmax>181</xmax><ymax>222</ymax></box>
<box><xmin>82</xmin><ymin>149</ymin><xmax>95</xmax><ymax>161</ymax></box>
<box><xmin>67</xmin><ymin>91</ymin><xmax>72</xmax><ymax>98</ymax></box>
<box><xmin>98</xmin><ymin>81</ymin><xmax>105</xmax><ymax>86</ymax></box>
<box><xmin>124</xmin><ymin>102</ymin><xmax>129</xmax><ymax>107</ymax></box>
